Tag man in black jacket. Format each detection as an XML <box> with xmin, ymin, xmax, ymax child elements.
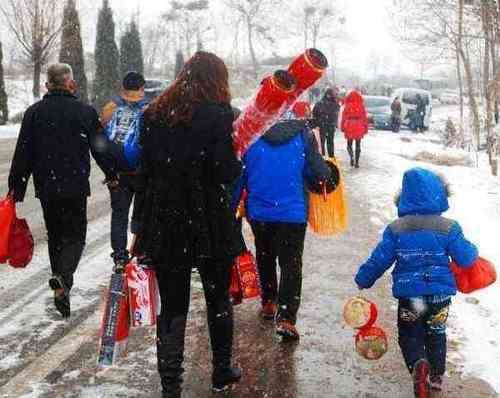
<box><xmin>8</xmin><ymin>63</ymin><xmax>115</xmax><ymax>317</ymax></box>
<box><xmin>312</xmin><ymin>88</ymin><xmax>340</xmax><ymax>157</ymax></box>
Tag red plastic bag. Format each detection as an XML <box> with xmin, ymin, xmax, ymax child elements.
<box><xmin>125</xmin><ymin>259</ymin><xmax>160</xmax><ymax>328</ymax></box>
<box><xmin>8</xmin><ymin>217</ymin><xmax>34</xmax><ymax>268</ymax></box>
<box><xmin>451</xmin><ymin>257</ymin><xmax>497</xmax><ymax>294</ymax></box>
<box><xmin>0</xmin><ymin>195</ymin><xmax>15</xmax><ymax>263</ymax></box>
<box><xmin>229</xmin><ymin>251</ymin><xmax>261</xmax><ymax>305</ymax></box>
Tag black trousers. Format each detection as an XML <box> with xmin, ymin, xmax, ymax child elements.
<box><xmin>156</xmin><ymin>258</ymin><xmax>234</xmax><ymax>385</ymax></box>
<box><xmin>250</xmin><ymin>221</ymin><xmax>306</xmax><ymax>324</ymax></box>
<box><xmin>109</xmin><ymin>175</ymin><xmax>143</xmax><ymax>259</ymax></box>
<box><xmin>320</xmin><ymin>125</ymin><xmax>336</xmax><ymax>157</ymax></box>
<box><xmin>40</xmin><ymin>196</ymin><xmax>87</xmax><ymax>290</ymax></box>
<box><xmin>398</xmin><ymin>297</ymin><xmax>450</xmax><ymax>376</ymax></box>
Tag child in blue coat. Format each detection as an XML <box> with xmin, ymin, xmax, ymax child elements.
<box><xmin>354</xmin><ymin>168</ymin><xmax>478</xmax><ymax>397</ymax></box>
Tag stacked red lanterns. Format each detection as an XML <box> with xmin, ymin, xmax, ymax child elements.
<box><xmin>343</xmin><ymin>297</ymin><xmax>388</xmax><ymax>361</ymax></box>
<box><xmin>233</xmin><ymin>49</ymin><xmax>329</xmax><ymax>157</ymax></box>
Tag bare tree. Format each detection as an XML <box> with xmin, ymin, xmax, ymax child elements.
<box><xmin>0</xmin><ymin>0</ymin><xmax>63</xmax><ymax>99</ymax></box>
<box><xmin>302</xmin><ymin>0</ymin><xmax>339</xmax><ymax>49</ymax></box>
<box><xmin>224</xmin><ymin>0</ymin><xmax>283</xmax><ymax>77</ymax></box>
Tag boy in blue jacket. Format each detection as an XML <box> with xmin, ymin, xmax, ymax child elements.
<box><xmin>354</xmin><ymin>168</ymin><xmax>478</xmax><ymax>397</ymax></box>
<box><xmin>234</xmin><ymin>111</ymin><xmax>332</xmax><ymax>340</ymax></box>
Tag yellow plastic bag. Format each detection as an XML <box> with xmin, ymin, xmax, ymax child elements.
<box><xmin>308</xmin><ymin>157</ymin><xmax>348</xmax><ymax>235</ymax></box>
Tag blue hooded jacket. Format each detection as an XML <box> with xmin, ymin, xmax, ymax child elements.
<box><xmin>233</xmin><ymin>119</ymin><xmax>330</xmax><ymax>224</ymax></box>
<box><xmin>355</xmin><ymin>168</ymin><xmax>478</xmax><ymax>298</ymax></box>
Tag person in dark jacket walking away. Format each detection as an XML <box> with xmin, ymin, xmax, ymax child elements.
<box><xmin>8</xmin><ymin>64</ymin><xmax>115</xmax><ymax>318</ymax></box>
<box><xmin>100</xmin><ymin>72</ymin><xmax>149</xmax><ymax>272</ymax></box>
<box><xmin>415</xmin><ymin>94</ymin><xmax>427</xmax><ymax>132</ymax></box>
<box><xmin>313</xmin><ymin>88</ymin><xmax>340</xmax><ymax>157</ymax></box>
<box><xmin>391</xmin><ymin>97</ymin><xmax>402</xmax><ymax>133</ymax></box>
<box><xmin>340</xmin><ymin>90</ymin><xmax>368</xmax><ymax>168</ymax></box>
<box><xmin>234</xmin><ymin>110</ymin><xmax>332</xmax><ymax>340</ymax></box>
<box><xmin>134</xmin><ymin>52</ymin><xmax>242</xmax><ymax>397</ymax></box>
<box><xmin>354</xmin><ymin>168</ymin><xmax>478</xmax><ymax>397</ymax></box>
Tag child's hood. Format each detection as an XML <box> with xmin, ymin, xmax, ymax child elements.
<box><xmin>397</xmin><ymin>168</ymin><xmax>450</xmax><ymax>217</ymax></box>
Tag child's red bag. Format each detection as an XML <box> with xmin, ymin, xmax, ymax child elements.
<box><xmin>451</xmin><ymin>257</ymin><xmax>497</xmax><ymax>294</ymax></box>
<box><xmin>229</xmin><ymin>251</ymin><xmax>261</xmax><ymax>305</ymax></box>
<box><xmin>8</xmin><ymin>217</ymin><xmax>34</xmax><ymax>268</ymax></box>
<box><xmin>0</xmin><ymin>195</ymin><xmax>15</xmax><ymax>263</ymax></box>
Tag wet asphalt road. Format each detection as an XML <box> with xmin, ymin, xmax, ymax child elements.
<box><xmin>0</xmin><ymin>135</ymin><xmax>497</xmax><ymax>398</ymax></box>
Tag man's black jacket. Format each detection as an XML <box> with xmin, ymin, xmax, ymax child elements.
<box><xmin>8</xmin><ymin>90</ymin><xmax>115</xmax><ymax>202</ymax></box>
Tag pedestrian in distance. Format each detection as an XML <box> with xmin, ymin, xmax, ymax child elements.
<box><xmin>133</xmin><ymin>52</ymin><xmax>243</xmax><ymax>398</ymax></box>
<box><xmin>233</xmin><ymin>107</ymin><xmax>333</xmax><ymax>341</ymax></box>
<box><xmin>313</xmin><ymin>88</ymin><xmax>340</xmax><ymax>157</ymax></box>
<box><xmin>340</xmin><ymin>90</ymin><xmax>368</xmax><ymax>168</ymax></box>
<box><xmin>415</xmin><ymin>94</ymin><xmax>427</xmax><ymax>132</ymax></box>
<box><xmin>8</xmin><ymin>63</ymin><xmax>115</xmax><ymax>318</ymax></box>
<box><xmin>100</xmin><ymin>71</ymin><xmax>149</xmax><ymax>272</ymax></box>
<box><xmin>391</xmin><ymin>96</ymin><xmax>402</xmax><ymax>133</ymax></box>
<box><xmin>354</xmin><ymin>168</ymin><xmax>479</xmax><ymax>398</ymax></box>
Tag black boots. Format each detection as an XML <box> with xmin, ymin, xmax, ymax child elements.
<box><xmin>208</xmin><ymin>305</ymin><xmax>242</xmax><ymax>392</ymax></box>
<box><xmin>355</xmin><ymin>147</ymin><xmax>361</xmax><ymax>168</ymax></box>
<box><xmin>347</xmin><ymin>145</ymin><xmax>354</xmax><ymax>167</ymax></box>
<box><xmin>157</xmin><ymin>316</ymin><xmax>187</xmax><ymax>398</ymax></box>
<box><xmin>49</xmin><ymin>275</ymin><xmax>70</xmax><ymax>318</ymax></box>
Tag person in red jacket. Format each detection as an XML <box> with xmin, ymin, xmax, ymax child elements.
<box><xmin>340</xmin><ymin>90</ymin><xmax>368</xmax><ymax>168</ymax></box>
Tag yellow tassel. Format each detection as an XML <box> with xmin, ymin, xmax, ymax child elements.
<box><xmin>308</xmin><ymin>157</ymin><xmax>349</xmax><ymax>235</ymax></box>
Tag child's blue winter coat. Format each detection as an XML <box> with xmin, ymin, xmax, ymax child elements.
<box><xmin>355</xmin><ymin>168</ymin><xmax>478</xmax><ymax>298</ymax></box>
<box><xmin>233</xmin><ymin>119</ymin><xmax>330</xmax><ymax>224</ymax></box>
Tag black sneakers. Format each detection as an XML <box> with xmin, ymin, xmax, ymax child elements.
<box><xmin>212</xmin><ymin>366</ymin><xmax>242</xmax><ymax>393</ymax></box>
<box><xmin>49</xmin><ymin>275</ymin><xmax>70</xmax><ymax>318</ymax></box>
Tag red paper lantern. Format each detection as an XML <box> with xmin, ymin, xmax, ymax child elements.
<box><xmin>355</xmin><ymin>326</ymin><xmax>388</xmax><ymax>360</ymax></box>
<box><xmin>287</xmin><ymin>48</ymin><xmax>328</xmax><ymax>102</ymax></box>
<box><xmin>233</xmin><ymin>70</ymin><xmax>296</xmax><ymax>157</ymax></box>
<box><xmin>451</xmin><ymin>257</ymin><xmax>496</xmax><ymax>294</ymax></box>
<box><xmin>343</xmin><ymin>297</ymin><xmax>378</xmax><ymax>329</ymax></box>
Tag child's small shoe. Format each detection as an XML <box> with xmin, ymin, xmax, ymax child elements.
<box><xmin>412</xmin><ymin>359</ymin><xmax>430</xmax><ymax>398</ymax></box>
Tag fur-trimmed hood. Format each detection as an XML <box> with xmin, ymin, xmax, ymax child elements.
<box><xmin>396</xmin><ymin>168</ymin><xmax>451</xmax><ymax>217</ymax></box>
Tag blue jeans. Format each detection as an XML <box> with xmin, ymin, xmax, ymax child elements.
<box><xmin>398</xmin><ymin>295</ymin><xmax>451</xmax><ymax>376</ymax></box>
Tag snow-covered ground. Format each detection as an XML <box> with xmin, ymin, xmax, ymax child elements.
<box><xmin>356</xmin><ymin>106</ymin><xmax>500</xmax><ymax>392</ymax></box>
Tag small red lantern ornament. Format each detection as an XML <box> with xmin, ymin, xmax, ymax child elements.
<box><xmin>355</xmin><ymin>326</ymin><xmax>388</xmax><ymax>361</ymax></box>
<box><xmin>343</xmin><ymin>296</ymin><xmax>378</xmax><ymax>329</ymax></box>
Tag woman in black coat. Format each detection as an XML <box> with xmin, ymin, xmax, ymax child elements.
<box><xmin>134</xmin><ymin>52</ymin><xmax>243</xmax><ymax>397</ymax></box>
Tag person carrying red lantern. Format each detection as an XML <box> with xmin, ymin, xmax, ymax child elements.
<box><xmin>340</xmin><ymin>89</ymin><xmax>368</xmax><ymax>168</ymax></box>
<box><xmin>232</xmin><ymin>109</ymin><xmax>333</xmax><ymax>341</ymax></box>
<box><xmin>354</xmin><ymin>168</ymin><xmax>480</xmax><ymax>398</ymax></box>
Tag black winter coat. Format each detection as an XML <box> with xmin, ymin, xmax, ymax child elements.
<box><xmin>8</xmin><ymin>90</ymin><xmax>114</xmax><ymax>202</ymax></box>
<box><xmin>134</xmin><ymin>102</ymin><xmax>243</xmax><ymax>269</ymax></box>
<box><xmin>313</xmin><ymin>96</ymin><xmax>340</xmax><ymax>130</ymax></box>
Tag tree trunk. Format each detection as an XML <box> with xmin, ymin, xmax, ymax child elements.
<box><xmin>247</xmin><ymin>18</ymin><xmax>258</xmax><ymax>78</ymax></box>
<box><xmin>456</xmin><ymin>47</ymin><xmax>465</xmax><ymax>143</ymax></box>
<box><xmin>33</xmin><ymin>59</ymin><xmax>41</xmax><ymax>100</ymax></box>
<box><xmin>458</xmin><ymin>0</ymin><xmax>481</xmax><ymax>150</ymax></box>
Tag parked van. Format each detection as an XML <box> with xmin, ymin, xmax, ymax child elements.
<box><xmin>391</xmin><ymin>88</ymin><xmax>432</xmax><ymax>130</ymax></box>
